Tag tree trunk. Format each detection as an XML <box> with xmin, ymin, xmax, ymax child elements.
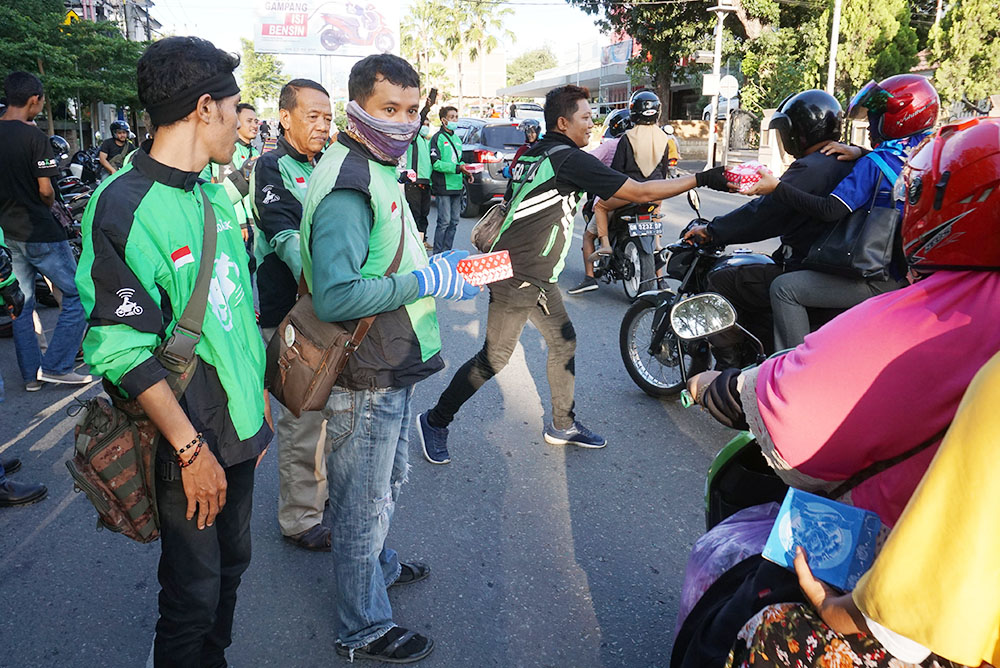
<box><xmin>457</xmin><ymin>56</ymin><xmax>464</xmax><ymax>114</ymax></box>
<box><xmin>655</xmin><ymin>69</ymin><xmax>673</xmax><ymax>122</ymax></box>
<box><xmin>36</xmin><ymin>57</ymin><xmax>56</xmax><ymax>137</ymax></box>
<box><xmin>478</xmin><ymin>38</ymin><xmax>487</xmax><ymax>100</ymax></box>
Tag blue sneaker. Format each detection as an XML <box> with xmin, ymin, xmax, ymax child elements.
<box><xmin>417</xmin><ymin>412</ymin><xmax>451</xmax><ymax>464</ymax></box>
<box><xmin>543</xmin><ymin>421</ymin><xmax>607</xmax><ymax>449</ymax></box>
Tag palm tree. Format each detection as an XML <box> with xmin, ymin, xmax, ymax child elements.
<box><xmin>401</xmin><ymin>0</ymin><xmax>446</xmax><ymax>86</ymax></box>
<box><xmin>465</xmin><ymin>1</ymin><xmax>515</xmax><ymax>104</ymax></box>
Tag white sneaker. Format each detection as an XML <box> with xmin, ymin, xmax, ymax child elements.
<box><xmin>38</xmin><ymin>371</ymin><xmax>94</xmax><ymax>385</ymax></box>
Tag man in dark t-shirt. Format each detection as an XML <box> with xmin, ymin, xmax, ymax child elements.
<box><xmin>98</xmin><ymin>120</ymin><xmax>136</xmax><ymax>175</ymax></box>
<box><xmin>0</xmin><ymin>72</ymin><xmax>91</xmax><ymax>389</ymax></box>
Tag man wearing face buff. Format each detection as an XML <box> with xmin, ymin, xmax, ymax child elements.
<box><xmin>251</xmin><ymin>78</ymin><xmax>335</xmax><ymax>552</ymax></box>
<box><xmin>75</xmin><ymin>37</ymin><xmax>272</xmax><ymax>665</ymax></box>
<box><xmin>299</xmin><ymin>53</ymin><xmax>478</xmax><ymax>664</ymax></box>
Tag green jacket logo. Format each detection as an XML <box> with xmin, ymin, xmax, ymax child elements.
<box><xmin>208</xmin><ymin>252</ymin><xmax>246</xmax><ymax>332</ymax></box>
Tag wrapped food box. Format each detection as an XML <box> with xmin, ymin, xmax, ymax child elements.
<box><xmin>725</xmin><ymin>160</ymin><xmax>770</xmax><ymax>193</ymax></box>
<box><xmin>456</xmin><ymin>250</ymin><xmax>513</xmax><ymax>286</ymax></box>
<box><xmin>463</xmin><ymin>163</ymin><xmax>485</xmax><ymax>174</ymax></box>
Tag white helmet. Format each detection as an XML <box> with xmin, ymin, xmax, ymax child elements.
<box><xmin>662</xmin><ymin>124</ymin><xmax>674</xmax><ymax>134</ymax></box>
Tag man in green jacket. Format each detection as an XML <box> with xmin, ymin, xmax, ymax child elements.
<box><xmin>404</xmin><ymin>118</ymin><xmax>432</xmax><ymax>242</ymax></box>
<box><xmin>299</xmin><ymin>53</ymin><xmax>478</xmax><ymax>663</ymax></box>
<box><xmin>251</xmin><ymin>79</ymin><xmax>334</xmax><ymax>551</ymax></box>
<box><xmin>75</xmin><ymin>36</ymin><xmax>272</xmax><ymax>665</ymax></box>
<box><xmin>429</xmin><ymin>105</ymin><xmax>474</xmax><ymax>253</ymax></box>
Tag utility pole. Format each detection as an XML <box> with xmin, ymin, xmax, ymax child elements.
<box><xmin>826</xmin><ymin>0</ymin><xmax>843</xmax><ymax>95</ymax></box>
<box><xmin>705</xmin><ymin>0</ymin><xmax>736</xmax><ymax>170</ymax></box>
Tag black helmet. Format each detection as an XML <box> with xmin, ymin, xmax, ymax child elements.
<box><xmin>49</xmin><ymin>135</ymin><xmax>70</xmax><ymax>162</ymax></box>
<box><xmin>518</xmin><ymin>118</ymin><xmax>541</xmax><ymax>141</ymax></box>
<box><xmin>629</xmin><ymin>90</ymin><xmax>661</xmax><ymax>125</ymax></box>
<box><xmin>606</xmin><ymin>108</ymin><xmax>632</xmax><ymax>138</ymax></box>
<box><xmin>110</xmin><ymin>120</ymin><xmax>130</xmax><ymax>135</ymax></box>
<box><xmin>768</xmin><ymin>90</ymin><xmax>843</xmax><ymax>158</ymax></box>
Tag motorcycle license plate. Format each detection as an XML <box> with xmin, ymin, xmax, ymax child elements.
<box><xmin>628</xmin><ymin>215</ymin><xmax>662</xmax><ymax>237</ymax></box>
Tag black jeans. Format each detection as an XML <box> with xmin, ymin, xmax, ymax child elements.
<box><xmin>153</xmin><ymin>447</ymin><xmax>256</xmax><ymax>668</ymax></box>
<box><xmin>705</xmin><ymin>262</ymin><xmax>785</xmax><ymax>365</ymax></box>
<box><xmin>429</xmin><ymin>279</ymin><xmax>577</xmax><ymax>430</ymax></box>
<box><xmin>404</xmin><ymin>182</ymin><xmax>431</xmax><ymax>236</ymax></box>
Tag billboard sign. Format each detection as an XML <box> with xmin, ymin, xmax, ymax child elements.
<box><xmin>601</xmin><ymin>39</ymin><xmax>633</xmax><ymax>66</ymax></box>
<box><xmin>255</xmin><ymin>1</ymin><xmax>400</xmax><ymax>57</ymax></box>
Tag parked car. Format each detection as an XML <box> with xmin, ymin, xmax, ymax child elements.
<box><xmin>453</xmin><ymin>119</ymin><xmax>529</xmax><ymax>218</ymax></box>
<box><xmin>508</xmin><ymin>102</ymin><xmax>544</xmax><ymax>121</ymax></box>
<box><xmin>702</xmin><ymin>95</ymin><xmax>739</xmax><ymax>121</ymax></box>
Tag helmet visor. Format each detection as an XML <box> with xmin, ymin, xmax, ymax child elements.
<box><xmin>848</xmin><ymin>80</ymin><xmax>893</xmax><ymax>120</ymax></box>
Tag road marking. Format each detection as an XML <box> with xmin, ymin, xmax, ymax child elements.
<box><xmin>0</xmin><ymin>382</ymin><xmax>97</xmax><ymax>455</ymax></box>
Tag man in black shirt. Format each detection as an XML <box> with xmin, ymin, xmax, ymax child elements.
<box><xmin>0</xmin><ymin>72</ymin><xmax>91</xmax><ymax>390</ymax></box>
<box><xmin>417</xmin><ymin>85</ymin><xmax>728</xmax><ymax>462</ymax></box>
<box><xmin>98</xmin><ymin>120</ymin><xmax>136</xmax><ymax>175</ymax></box>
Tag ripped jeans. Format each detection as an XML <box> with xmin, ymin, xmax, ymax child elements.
<box><xmin>324</xmin><ymin>384</ymin><xmax>413</xmax><ymax>649</ymax></box>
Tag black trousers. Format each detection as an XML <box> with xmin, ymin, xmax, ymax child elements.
<box><xmin>705</xmin><ymin>262</ymin><xmax>785</xmax><ymax>363</ymax></box>
<box><xmin>429</xmin><ymin>279</ymin><xmax>577</xmax><ymax>430</ymax></box>
<box><xmin>153</xmin><ymin>448</ymin><xmax>256</xmax><ymax>668</ymax></box>
<box><xmin>404</xmin><ymin>182</ymin><xmax>431</xmax><ymax>236</ymax></box>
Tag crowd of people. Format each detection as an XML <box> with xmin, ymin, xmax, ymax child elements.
<box><xmin>1</xmin><ymin>31</ymin><xmax>997</xmax><ymax>668</ymax></box>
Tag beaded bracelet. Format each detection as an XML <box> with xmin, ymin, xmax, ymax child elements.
<box><xmin>177</xmin><ymin>436</ymin><xmax>204</xmax><ymax>468</ymax></box>
<box><xmin>177</xmin><ymin>433</ymin><xmax>202</xmax><ymax>456</ymax></box>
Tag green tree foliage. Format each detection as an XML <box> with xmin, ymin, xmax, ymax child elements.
<box><xmin>239</xmin><ymin>38</ymin><xmax>284</xmax><ymax>106</ymax></box>
<box><xmin>931</xmin><ymin>0</ymin><xmax>1000</xmax><ymax>104</ymax></box>
<box><xmin>569</xmin><ymin>0</ymin><xmax>710</xmax><ymax>119</ymax></box>
<box><xmin>401</xmin><ymin>0</ymin><xmax>446</xmax><ymax>86</ymax></box>
<box><xmin>507</xmin><ymin>47</ymin><xmax>557</xmax><ymax>87</ymax></box>
<box><xmin>0</xmin><ymin>0</ymin><xmax>146</xmax><ymax>133</ymax></box>
<box><xmin>464</xmin><ymin>0</ymin><xmax>514</xmax><ymax>99</ymax></box>
<box><xmin>836</xmin><ymin>0</ymin><xmax>919</xmax><ymax>98</ymax></box>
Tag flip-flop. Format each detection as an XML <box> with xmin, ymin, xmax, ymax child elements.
<box><xmin>390</xmin><ymin>561</ymin><xmax>431</xmax><ymax>587</ymax></box>
<box><xmin>335</xmin><ymin>627</ymin><xmax>434</xmax><ymax>664</ymax></box>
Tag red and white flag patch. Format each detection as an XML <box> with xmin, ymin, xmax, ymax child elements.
<box><xmin>391</xmin><ymin>201</ymin><xmax>398</xmax><ymax>213</ymax></box>
<box><xmin>171</xmin><ymin>246</ymin><xmax>194</xmax><ymax>269</ymax></box>
<box><xmin>294</xmin><ymin>176</ymin><xmax>306</xmax><ymax>186</ymax></box>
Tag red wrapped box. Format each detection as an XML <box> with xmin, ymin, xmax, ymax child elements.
<box><xmin>725</xmin><ymin>160</ymin><xmax>770</xmax><ymax>193</ymax></box>
<box><xmin>456</xmin><ymin>250</ymin><xmax>513</xmax><ymax>286</ymax></box>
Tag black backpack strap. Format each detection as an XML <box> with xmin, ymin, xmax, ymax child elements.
<box><xmin>157</xmin><ymin>187</ymin><xmax>219</xmax><ymax>378</ymax></box>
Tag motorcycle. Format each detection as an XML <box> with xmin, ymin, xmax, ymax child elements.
<box><xmin>68</xmin><ymin>147</ymin><xmax>100</xmax><ymax>186</ymax></box>
<box><xmin>667</xmin><ymin>292</ymin><xmax>788</xmax><ymax>530</ymax></box>
<box><xmin>319</xmin><ymin>4</ymin><xmax>395</xmax><ymax>53</ymax></box>
<box><xmin>591</xmin><ymin>201</ymin><xmax>662</xmax><ymax>300</ymax></box>
<box><xmin>618</xmin><ymin>191</ymin><xmax>775</xmax><ymax>397</ymax></box>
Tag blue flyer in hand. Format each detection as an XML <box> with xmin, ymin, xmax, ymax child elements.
<box><xmin>762</xmin><ymin>488</ymin><xmax>882</xmax><ymax>590</ymax></box>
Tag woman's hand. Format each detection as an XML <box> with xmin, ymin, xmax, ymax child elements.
<box><xmin>744</xmin><ymin>172</ymin><xmax>780</xmax><ymax>196</ymax></box>
<box><xmin>794</xmin><ymin>547</ymin><xmax>868</xmax><ymax>635</ymax></box>
<box><xmin>819</xmin><ymin>142</ymin><xmax>864</xmax><ymax>162</ymax></box>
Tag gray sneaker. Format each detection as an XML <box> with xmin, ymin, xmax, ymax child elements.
<box><xmin>38</xmin><ymin>371</ymin><xmax>94</xmax><ymax>385</ymax></box>
<box><xmin>567</xmin><ymin>277</ymin><xmax>599</xmax><ymax>295</ymax></box>
<box><xmin>24</xmin><ymin>380</ymin><xmax>43</xmax><ymax>392</ymax></box>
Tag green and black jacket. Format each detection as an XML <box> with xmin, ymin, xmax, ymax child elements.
<box><xmin>250</xmin><ymin>136</ymin><xmax>320</xmax><ymax>328</ymax></box>
<box><xmin>429</xmin><ymin>129</ymin><xmax>465</xmax><ymax>195</ymax></box>
<box><xmin>491</xmin><ymin>132</ymin><xmax>627</xmax><ymax>286</ymax></box>
<box><xmin>75</xmin><ymin>147</ymin><xmax>270</xmax><ymax>467</ymax></box>
<box><xmin>405</xmin><ymin>132</ymin><xmax>431</xmax><ymax>185</ymax></box>
<box><xmin>300</xmin><ymin>133</ymin><xmax>443</xmax><ymax>389</ymax></box>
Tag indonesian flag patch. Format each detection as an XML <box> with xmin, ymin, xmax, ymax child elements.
<box><xmin>294</xmin><ymin>176</ymin><xmax>306</xmax><ymax>186</ymax></box>
<box><xmin>391</xmin><ymin>201</ymin><xmax>397</xmax><ymax>213</ymax></box>
<box><xmin>171</xmin><ymin>246</ymin><xmax>194</xmax><ymax>269</ymax></box>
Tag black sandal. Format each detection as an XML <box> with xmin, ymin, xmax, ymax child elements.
<box><xmin>390</xmin><ymin>561</ymin><xmax>430</xmax><ymax>587</ymax></box>
<box><xmin>335</xmin><ymin>627</ymin><xmax>434</xmax><ymax>664</ymax></box>
<box><xmin>283</xmin><ymin>524</ymin><xmax>331</xmax><ymax>552</ymax></box>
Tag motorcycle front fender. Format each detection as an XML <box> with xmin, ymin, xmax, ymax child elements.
<box><xmin>632</xmin><ymin>288</ymin><xmax>677</xmax><ymax>355</ymax></box>
<box><xmin>633</xmin><ymin>287</ymin><xmax>676</xmax><ymax>309</ymax></box>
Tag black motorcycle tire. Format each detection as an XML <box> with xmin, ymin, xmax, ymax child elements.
<box><xmin>621</xmin><ymin>239</ymin><xmax>655</xmax><ymax>301</ymax></box>
<box><xmin>619</xmin><ymin>299</ymin><xmax>711</xmax><ymax>397</ymax></box>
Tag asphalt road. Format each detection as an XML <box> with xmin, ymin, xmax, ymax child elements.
<box><xmin>0</xmin><ymin>177</ymin><xmax>767</xmax><ymax>667</ymax></box>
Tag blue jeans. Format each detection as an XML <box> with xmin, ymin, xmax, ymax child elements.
<box><xmin>433</xmin><ymin>194</ymin><xmax>462</xmax><ymax>254</ymax></box>
<box><xmin>8</xmin><ymin>239</ymin><xmax>86</xmax><ymax>382</ymax></box>
<box><xmin>324</xmin><ymin>384</ymin><xmax>412</xmax><ymax>649</ymax></box>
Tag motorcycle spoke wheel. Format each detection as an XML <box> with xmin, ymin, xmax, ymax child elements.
<box><xmin>622</xmin><ymin>241</ymin><xmax>642</xmax><ymax>300</ymax></box>
<box><xmin>619</xmin><ymin>300</ymin><xmax>709</xmax><ymax>398</ymax></box>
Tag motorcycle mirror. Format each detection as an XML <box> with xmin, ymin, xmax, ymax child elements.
<box><xmin>687</xmin><ymin>190</ymin><xmax>701</xmax><ymax>216</ymax></box>
<box><xmin>670</xmin><ymin>293</ymin><xmax>737</xmax><ymax>341</ymax></box>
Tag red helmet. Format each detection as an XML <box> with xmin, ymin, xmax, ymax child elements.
<box><xmin>900</xmin><ymin>117</ymin><xmax>1000</xmax><ymax>271</ymax></box>
<box><xmin>848</xmin><ymin>74</ymin><xmax>939</xmax><ymax>140</ymax></box>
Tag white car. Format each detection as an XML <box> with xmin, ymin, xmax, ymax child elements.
<box><xmin>509</xmin><ymin>102</ymin><xmax>544</xmax><ymax>121</ymax></box>
<box><xmin>703</xmin><ymin>96</ymin><xmax>739</xmax><ymax>121</ymax></box>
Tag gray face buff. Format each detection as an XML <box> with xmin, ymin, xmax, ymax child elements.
<box><xmin>345</xmin><ymin>100</ymin><xmax>420</xmax><ymax>163</ymax></box>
